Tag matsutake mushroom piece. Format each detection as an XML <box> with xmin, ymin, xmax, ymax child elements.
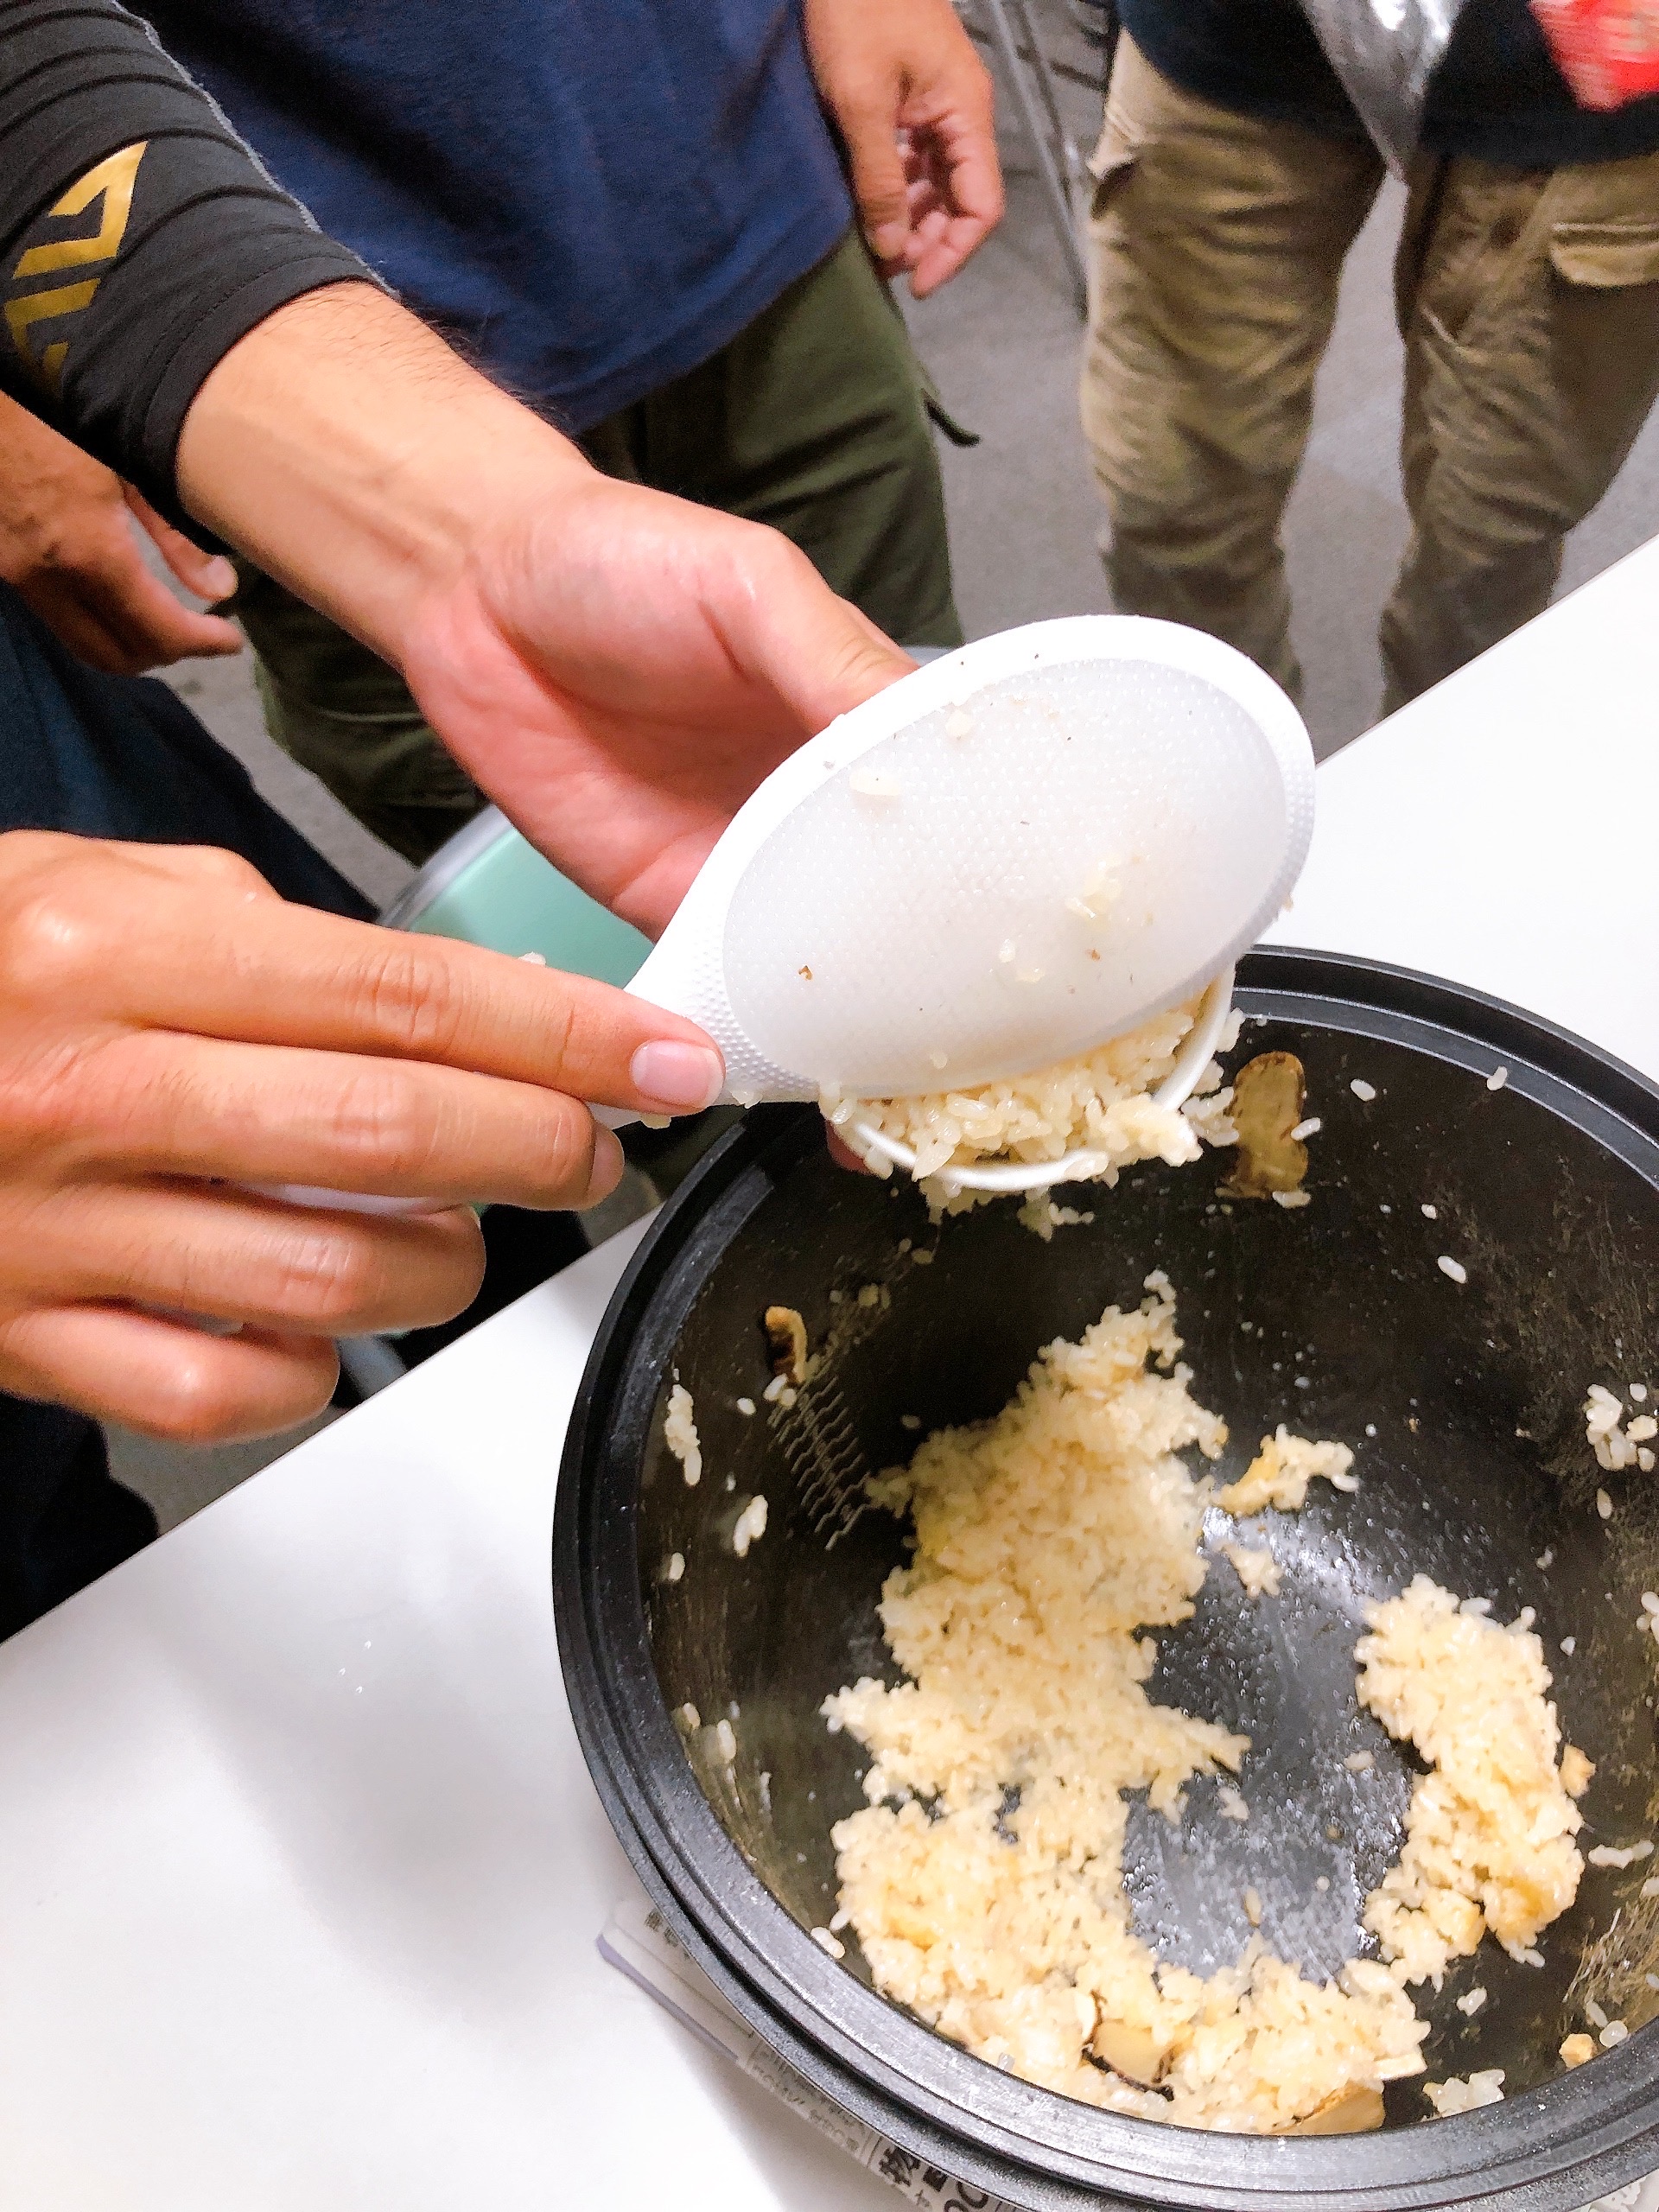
<box><xmin>1281</xmin><ymin>2083</ymin><xmax>1386</xmax><ymax>2135</ymax></box>
<box><xmin>763</xmin><ymin>1304</ymin><xmax>810</xmax><ymax>1386</ymax></box>
<box><xmin>1219</xmin><ymin>1052</ymin><xmax>1310</xmax><ymax>1200</ymax></box>
<box><xmin>1090</xmin><ymin>2012</ymin><xmax>1172</xmax><ymax>2088</ymax></box>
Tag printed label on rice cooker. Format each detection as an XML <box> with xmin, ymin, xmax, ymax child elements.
<box><xmin>600</xmin><ymin>1895</ymin><xmax>1020</xmax><ymax>2209</ymax></box>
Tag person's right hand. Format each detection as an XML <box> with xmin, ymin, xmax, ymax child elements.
<box><xmin>0</xmin><ymin>393</ymin><xmax>243</xmax><ymax>674</ymax></box>
<box><xmin>178</xmin><ymin>285</ymin><xmax>916</xmax><ymax>940</ymax></box>
<box><xmin>0</xmin><ymin>832</ymin><xmax>727</xmax><ymax>1443</ymax></box>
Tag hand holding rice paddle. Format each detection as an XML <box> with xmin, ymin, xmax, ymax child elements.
<box><xmin>610</xmin><ymin>615</ymin><xmax>1315</xmax><ymax>1202</ymax></box>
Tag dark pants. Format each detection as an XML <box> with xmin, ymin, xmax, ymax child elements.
<box><xmin>0</xmin><ymin>583</ymin><xmax>372</xmax><ymax>1640</ymax></box>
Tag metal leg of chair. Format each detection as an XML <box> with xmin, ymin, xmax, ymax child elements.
<box><xmin>1007</xmin><ymin>0</ymin><xmax>1082</xmax><ymax>174</ymax></box>
<box><xmin>978</xmin><ymin>0</ymin><xmax>1088</xmax><ymax>314</ymax></box>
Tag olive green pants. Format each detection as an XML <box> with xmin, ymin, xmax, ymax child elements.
<box><xmin>1081</xmin><ymin>35</ymin><xmax>1659</xmax><ymax>713</ymax></box>
<box><xmin>235</xmin><ymin>229</ymin><xmax>963</xmax><ymax>865</ymax></box>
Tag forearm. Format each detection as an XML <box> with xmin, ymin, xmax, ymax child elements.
<box><xmin>0</xmin><ymin>0</ymin><xmax>371</xmax><ymax>521</ymax></box>
<box><xmin>0</xmin><ymin>0</ymin><xmax>587</xmax><ymax>668</ymax></box>
<box><xmin>175</xmin><ymin>283</ymin><xmax>593</xmax><ymax>667</ymax></box>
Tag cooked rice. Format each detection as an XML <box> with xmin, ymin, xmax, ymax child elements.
<box><xmin>1586</xmin><ymin>1382</ymin><xmax>1654</xmax><ymax>1473</ymax></box>
<box><xmin>1218</xmin><ymin>1427</ymin><xmax>1355</xmax><ymax>1516</ymax></box>
<box><xmin>1586</xmin><ymin>1841</ymin><xmax>1650</xmax><ymax>1868</ymax></box>
<box><xmin>826</xmin><ymin>999</ymin><xmax>1237</xmax><ymax>1214</ymax></box>
<box><xmin>1015</xmin><ymin>1196</ymin><xmax>1097</xmax><ymax>1242</ymax></box>
<box><xmin>823</xmin><ymin>1281</ymin><xmax>1428</xmax><ymax>2132</ymax></box>
<box><xmin>1356</xmin><ymin>1578</ymin><xmax>1586</xmax><ymax>1984</ymax></box>
<box><xmin>818</xmin><ymin>1284</ymin><xmax>1592</xmax><ymax>2133</ymax></box>
<box><xmin>1222</xmin><ymin>1541</ymin><xmax>1282</xmax><ymax>1599</ymax></box>
<box><xmin>1423</xmin><ymin>2070</ymin><xmax>1504</xmax><ymax>2115</ymax></box>
<box><xmin>732</xmin><ymin>1494</ymin><xmax>769</xmax><ymax>1558</ymax></box>
<box><xmin>664</xmin><ymin>1382</ymin><xmax>702</xmax><ymax>1486</ymax></box>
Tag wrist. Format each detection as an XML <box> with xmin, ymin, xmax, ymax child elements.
<box><xmin>175</xmin><ymin>284</ymin><xmax>592</xmax><ymax>669</ymax></box>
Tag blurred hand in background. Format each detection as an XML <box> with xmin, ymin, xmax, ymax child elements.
<box><xmin>0</xmin><ymin>392</ymin><xmax>241</xmax><ymax>676</ymax></box>
<box><xmin>804</xmin><ymin>0</ymin><xmax>1005</xmax><ymax>297</ymax></box>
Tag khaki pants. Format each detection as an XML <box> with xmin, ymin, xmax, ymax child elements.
<box><xmin>1081</xmin><ymin>35</ymin><xmax>1659</xmax><ymax>712</ymax></box>
<box><xmin>234</xmin><ymin>230</ymin><xmax>963</xmax><ymax>865</ymax></box>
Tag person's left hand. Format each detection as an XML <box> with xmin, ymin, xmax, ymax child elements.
<box><xmin>804</xmin><ymin>0</ymin><xmax>1004</xmax><ymax>296</ymax></box>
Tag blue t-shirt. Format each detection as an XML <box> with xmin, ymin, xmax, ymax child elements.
<box><xmin>139</xmin><ymin>0</ymin><xmax>855</xmax><ymax>431</ymax></box>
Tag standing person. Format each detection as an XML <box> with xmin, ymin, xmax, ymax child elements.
<box><xmin>4</xmin><ymin>0</ymin><xmax>1003</xmax><ymax>865</ymax></box>
<box><xmin>1080</xmin><ymin>0</ymin><xmax>1659</xmax><ymax>713</ymax></box>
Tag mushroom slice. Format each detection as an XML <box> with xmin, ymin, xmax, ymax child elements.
<box><xmin>1219</xmin><ymin>1052</ymin><xmax>1310</xmax><ymax>1199</ymax></box>
<box><xmin>1090</xmin><ymin>2012</ymin><xmax>1169</xmax><ymax>2088</ymax></box>
<box><xmin>763</xmin><ymin>1304</ymin><xmax>810</xmax><ymax>1386</ymax></box>
<box><xmin>1281</xmin><ymin>2083</ymin><xmax>1385</xmax><ymax>2135</ymax></box>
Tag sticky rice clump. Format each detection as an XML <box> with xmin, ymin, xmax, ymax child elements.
<box><xmin>823</xmin><ymin>1278</ymin><xmax>1427</xmax><ymax>2131</ymax></box>
<box><xmin>818</xmin><ymin>1285</ymin><xmax>1591</xmax><ymax>2130</ymax></box>
<box><xmin>826</xmin><ymin>999</ymin><xmax>1236</xmax><ymax>1212</ymax></box>
<box><xmin>1357</xmin><ymin>1577</ymin><xmax>1586</xmax><ymax>1985</ymax></box>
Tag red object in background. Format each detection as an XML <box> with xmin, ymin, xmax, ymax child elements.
<box><xmin>1531</xmin><ymin>0</ymin><xmax>1659</xmax><ymax>108</ymax></box>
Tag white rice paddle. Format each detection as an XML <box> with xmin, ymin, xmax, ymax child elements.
<box><xmin>610</xmin><ymin>615</ymin><xmax>1314</xmax><ymax>1197</ymax></box>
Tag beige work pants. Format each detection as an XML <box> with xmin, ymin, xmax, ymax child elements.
<box><xmin>1080</xmin><ymin>34</ymin><xmax>1659</xmax><ymax>712</ymax></box>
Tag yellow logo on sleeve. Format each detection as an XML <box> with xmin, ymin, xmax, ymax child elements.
<box><xmin>5</xmin><ymin>143</ymin><xmax>148</xmax><ymax>389</ymax></box>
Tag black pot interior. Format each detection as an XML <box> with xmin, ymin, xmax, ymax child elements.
<box><xmin>598</xmin><ymin>959</ymin><xmax>1659</xmax><ymax>2181</ymax></box>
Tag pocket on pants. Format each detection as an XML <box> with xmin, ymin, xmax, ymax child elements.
<box><xmin>1548</xmin><ymin>220</ymin><xmax>1659</xmax><ymax>289</ymax></box>
<box><xmin>1088</xmin><ymin>142</ymin><xmax>1139</xmax><ymax>232</ymax></box>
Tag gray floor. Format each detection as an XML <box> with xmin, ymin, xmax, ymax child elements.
<box><xmin>119</xmin><ymin>1</ymin><xmax>1659</xmax><ymax>1529</ymax></box>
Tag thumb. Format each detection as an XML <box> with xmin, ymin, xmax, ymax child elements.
<box><xmin>752</xmin><ymin>550</ymin><xmax>915</xmax><ymax>733</ymax></box>
<box><xmin>124</xmin><ymin>487</ymin><xmax>237</xmax><ymax>605</ymax></box>
<box><xmin>840</xmin><ymin>91</ymin><xmax>912</xmax><ymax>264</ymax></box>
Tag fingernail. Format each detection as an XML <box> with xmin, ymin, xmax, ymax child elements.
<box><xmin>630</xmin><ymin>1040</ymin><xmax>725</xmax><ymax>1113</ymax></box>
<box><xmin>582</xmin><ymin>1124</ymin><xmax>624</xmax><ymax>1206</ymax></box>
<box><xmin>202</xmin><ymin>556</ymin><xmax>237</xmax><ymax>600</ymax></box>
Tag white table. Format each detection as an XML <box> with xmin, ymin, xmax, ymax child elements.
<box><xmin>3</xmin><ymin>538</ymin><xmax>1657</xmax><ymax>2210</ymax></box>
<box><xmin>1263</xmin><ymin>534</ymin><xmax>1659</xmax><ymax>1077</ymax></box>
